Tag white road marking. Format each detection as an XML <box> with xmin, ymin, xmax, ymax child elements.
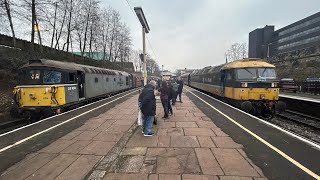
<box><xmin>0</xmin><ymin>88</ymin><xmax>138</xmax><ymax>138</ymax></box>
<box><xmin>185</xmin><ymin>87</ymin><xmax>320</xmax><ymax>179</ymax></box>
<box><xmin>0</xmin><ymin>89</ymin><xmax>139</xmax><ymax>153</ymax></box>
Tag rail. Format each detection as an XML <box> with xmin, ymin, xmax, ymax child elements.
<box><xmin>276</xmin><ymin>110</ymin><xmax>320</xmax><ymax>129</ymax></box>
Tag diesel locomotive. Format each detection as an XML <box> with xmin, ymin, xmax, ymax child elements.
<box><xmin>13</xmin><ymin>59</ymin><xmax>137</xmax><ymax>119</ymax></box>
<box><xmin>183</xmin><ymin>58</ymin><xmax>284</xmax><ymax>117</ymax></box>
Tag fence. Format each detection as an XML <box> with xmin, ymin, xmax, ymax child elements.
<box><xmin>297</xmin><ymin>81</ymin><xmax>320</xmax><ymax>95</ymax></box>
<box><xmin>280</xmin><ymin>81</ymin><xmax>320</xmax><ymax>95</ymax></box>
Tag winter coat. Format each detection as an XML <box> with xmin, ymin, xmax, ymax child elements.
<box><xmin>159</xmin><ymin>87</ymin><xmax>169</xmax><ymax>100</ymax></box>
<box><xmin>178</xmin><ymin>80</ymin><xmax>184</xmax><ymax>93</ymax></box>
<box><xmin>138</xmin><ymin>84</ymin><xmax>156</xmax><ymax>116</ymax></box>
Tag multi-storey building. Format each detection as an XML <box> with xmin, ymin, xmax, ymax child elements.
<box><xmin>249</xmin><ymin>12</ymin><xmax>320</xmax><ymax>59</ymax></box>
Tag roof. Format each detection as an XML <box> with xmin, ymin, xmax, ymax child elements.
<box><xmin>161</xmin><ymin>71</ymin><xmax>175</xmax><ymax>76</ymax></box>
<box><xmin>21</xmin><ymin>59</ymin><xmax>130</xmax><ymax>76</ymax></box>
<box><xmin>221</xmin><ymin>58</ymin><xmax>275</xmax><ymax>70</ymax></box>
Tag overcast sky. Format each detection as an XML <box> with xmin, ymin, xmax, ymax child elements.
<box><xmin>101</xmin><ymin>0</ymin><xmax>320</xmax><ymax>72</ymax></box>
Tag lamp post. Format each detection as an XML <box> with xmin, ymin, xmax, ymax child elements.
<box><xmin>134</xmin><ymin>7</ymin><xmax>150</xmax><ymax>86</ymax></box>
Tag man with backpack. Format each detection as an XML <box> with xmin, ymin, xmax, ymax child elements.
<box><xmin>172</xmin><ymin>81</ymin><xmax>179</xmax><ymax>105</ymax></box>
<box><xmin>138</xmin><ymin>80</ymin><xmax>157</xmax><ymax>137</ymax></box>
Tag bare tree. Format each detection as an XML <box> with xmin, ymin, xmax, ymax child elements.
<box><xmin>0</xmin><ymin>0</ymin><xmax>133</xmax><ymax>60</ymax></box>
<box><xmin>131</xmin><ymin>50</ymin><xmax>142</xmax><ymax>72</ymax></box>
<box><xmin>226</xmin><ymin>42</ymin><xmax>248</xmax><ymax>62</ymax></box>
<box><xmin>65</xmin><ymin>0</ymin><xmax>73</xmax><ymax>52</ymax></box>
<box><xmin>100</xmin><ymin>7</ymin><xmax>112</xmax><ymax>60</ymax></box>
<box><xmin>1</xmin><ymin>0</ymin><xmax>16</xmax><ymax>47</ymax></box>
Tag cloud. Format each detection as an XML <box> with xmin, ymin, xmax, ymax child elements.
<box><xmin>103</xmin><ymin>0</ymin><xmax>320</xmax><ymax>72</ymax></box>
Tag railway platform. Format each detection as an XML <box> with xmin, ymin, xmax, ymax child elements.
<box><xmin>280</xmin><ymin>92</ymin><xmax>320</xmax><ymax>103</ymax></box>
<box><xmin>0</xmin><ymin>87</ymin><xmax>319</xmax><ymax>180</ymax></box>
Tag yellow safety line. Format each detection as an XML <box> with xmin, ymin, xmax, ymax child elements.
<box><xmin>185</xmin><ymin>88</ymin><xmax>320</xmax><ymax>180</ymax></box>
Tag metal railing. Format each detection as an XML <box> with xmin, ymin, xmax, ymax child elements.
<box><xmin>280</xmin><ymin>81</ymin><xmax>320</xmax><ymax>95</ymax></box>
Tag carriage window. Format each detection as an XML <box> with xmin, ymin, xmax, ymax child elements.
<box><xmin>106</xmin><ymin>77</ymin><xmax>109</xmax><ymax>82</ymax></box>
<box><xmin>95</xmin><ymin>77</ymin><xmax>98</xmax><ymax>83</ymax></box>
<box><xmin>69</xmin><ymin>73</ymin><xmax>76</xmax><ymax>83</ymax></box>
<box><xmin>43</xmin><ymin>70</ymin><xmax>62</xmax><ymax>84</ymax></box>
<box><xmin>126</xmin><ymin>77</ymin><xmax>129</xmax><ymax>86</ymax></box>
<box><xmin>114</xmin><ymin>78</ymin><xmax>116</xmax><ymax>81</ymax></box>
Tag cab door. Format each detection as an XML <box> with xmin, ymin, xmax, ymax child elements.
<box><xmin>77</xmin><ymin>71</ymin><xmax>85</xmax><ymax>99</ymax></box>
<box><xmin>220</xmin><ymin>70</ymin><xmax>226</xmax><ymax>97</ymax></box>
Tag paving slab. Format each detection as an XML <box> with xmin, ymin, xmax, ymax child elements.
<box><xmin>25</xmin><ymin>154</ymin><xmax>79</xmax><ymax>180</ymax></box>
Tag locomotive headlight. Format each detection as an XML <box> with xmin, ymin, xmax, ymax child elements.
<box><xmin>271</xmin><ymin>83</ymin><xmax>278</xmax><ymax>87</ymax></box>
<box><xmin>241</xmin><ymin>83</ymin><xmax>247</xmax><ymax>87</ymax></box>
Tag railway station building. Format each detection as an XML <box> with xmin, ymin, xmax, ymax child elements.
<box><xmin>249</xmin><ymin>12</ymin><xmax>320</xmax><ymax>59</ymax></box>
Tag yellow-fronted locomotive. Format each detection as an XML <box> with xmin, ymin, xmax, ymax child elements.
<box><xmin>14</xmin><ymin>59</ymin><xmax>136</xmax><ymax>119</ymax></box>
<box><xmin>185</xmin><ymin>58</ymin><xmax>283</xmax><ymax>117</ymax></box>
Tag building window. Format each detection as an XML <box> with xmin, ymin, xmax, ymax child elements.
<box><xmin>279</xmin><ymin>16</ymin><xmax>320</xmax><ymax>36</ymax></box>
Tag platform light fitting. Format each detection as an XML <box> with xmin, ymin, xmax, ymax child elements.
<box><xmin>134</xmin><ymin>7</ymin><xmax>150</xmax><ymax>33</ymax></box>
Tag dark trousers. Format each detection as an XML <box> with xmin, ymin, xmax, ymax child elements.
<box><xmin>172</xmin><ymin>92</ymin><xmax>177</xmax><ymax>105</ymax></box>
<box><xmin>161</xmin><ymin>99</ymin><xmax>169</xmax><ymax>117</ymax></box>
<box><xmin>168</xmin><ymin>99</ymin><xmax>173</xmax><ymax>115</ymax></box>
<box><xmin>178</xmin><ymin>91</ymin><xmax>182</xmax><ymax>102</ymax></box>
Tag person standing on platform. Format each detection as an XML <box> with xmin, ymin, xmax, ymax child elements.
<box><xmin>138</xmin><ymin>80</ymin><xmax>157</xmax><ymax>137</ymax></box>
<box><xmin>167</xmin><ymin>82</ymin><xmax>174</xmax><ymax>115</ymax></box>
<box><xmin>172</xmin><ymin>81</ymin><xmax>179</xmax><ymax>105</ymax></box>
<box><xmin>159</xmin><ymin>81</ymin><xmax>169</xmax><ymax>119</ymax></box>
<box><xmin>157</xmin><ymin>79</ymin><xmax>161</xmax><ymax>89</ymax></box>
<box><xmin>177</xmin><ymin>78</ymin><xmax>184</xmax><ymax>103</ymax></box>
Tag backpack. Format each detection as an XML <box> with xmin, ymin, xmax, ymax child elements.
<box><xmin>172</xmin><ymin>83</ymin><xmax>179</xmax><ymax>92</ymax></box>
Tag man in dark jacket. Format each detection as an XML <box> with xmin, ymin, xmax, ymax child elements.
<box><xmin>138</xmin><ymin>80</ymin><xmax>156</xmax><ymax>136</ymax></box>
<box><xmin>177</xmin><ymin>78</ymin><xmax>184</xmax><ymax>102</ymax></box>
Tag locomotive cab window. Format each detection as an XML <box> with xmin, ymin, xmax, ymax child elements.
<box><xmin>257</xmin><ymin>68</ymin><xmax>276</xmax><ymax>79</ymax></box>
<box><xmin>18</xmin><ymin>69</ymin><xmax>42</xmax><ymax>85</ymax></box>
<box><xmin>68</xmin><ymin>73</ymin><xmax>76</xmax><ymax>83</ymax></box>
<box><xmin>236</xmin><ymin>68</ymin><xmax>257</xmax><ymax>80</ymax></box>
<box><xmin>43</xmin><ymin>70</ymin><xmax>62</xmax><ymax>84</ymax></box>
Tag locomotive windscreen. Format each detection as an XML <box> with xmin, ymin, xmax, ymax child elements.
<box><xmin>236</xmin><ymin>68</ymin><xmax>276</xmax><ymax>80</ymax></box>
<box><xmin>18</xmin><ymin>68</ymin><xmax>63</xmax><ymax>85</ymax></box>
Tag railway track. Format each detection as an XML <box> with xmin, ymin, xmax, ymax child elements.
<box><xmin>0</xmin><ymin>88</ymin><xmax>139</xmax><ymax>134</ymax></box>
<box><xmin>276</xmin><ymin>110</ymin><xmax>320</xmax><ymax>129</ymax></box>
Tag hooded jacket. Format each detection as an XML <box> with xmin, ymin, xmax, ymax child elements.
<box><xmin>138</xmin><ymin>84</ymin><xmax>156</xmax><ymax>116</ymax></box>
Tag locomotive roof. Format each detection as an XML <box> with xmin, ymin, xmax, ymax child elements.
<box><xmin>21</xmin><ymin>59</ymin><xmax>130</xmax><ymax>76</ymax></box>
<box><xmin>221</xmin><ymin>58</ymin><xmax>275</xmax><ymax>70</ymax></box>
